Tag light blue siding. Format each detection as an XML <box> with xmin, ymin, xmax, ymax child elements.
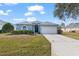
<box><xmin>16</xmin><ymin>25</ymin><xmax>22</xmax><ymax>30</ymax></box>
<box><xmin>27</xmin><ymin>26</ymin><xmax>32</xmax><ymax>30</ymax></box>
<box><xmin>15</xmin><ymin>24</ymin><xmax>33</xmax><ymax>31</ymax></box>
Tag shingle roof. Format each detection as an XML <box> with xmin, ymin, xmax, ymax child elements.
<box><xmin>16</xmin><ymin>21</ymin><xmax>58</xmax><ymax>26</ymax></box>
<box><xmin>39</xmin><ymin>22</ymin><xmax>58</xmax><ymax>26</ymax></box>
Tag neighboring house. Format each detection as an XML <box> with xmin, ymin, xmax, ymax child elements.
<box><xmin>0</xmin><ymin>20</ymin><xmax>7</xmax><ymax>30</ymax></box>
<box><xmin>62</xmin><ymin>23</ymin><xmax>79</xmax><ymax>32</ymax></box>
<box><xmin>14</xmin><ymin>21</ymin><xmax>58</xmax><ymax>34</ymax></box>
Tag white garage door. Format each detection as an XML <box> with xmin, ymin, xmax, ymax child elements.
<box><xmin>40</xmin><ymin>26</ymin><xmax>57</xmax><ymax>34</ymax></box>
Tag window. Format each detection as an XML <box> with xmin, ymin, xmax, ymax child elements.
<box><xmin>16</xmin><ymin>25</ymin><xmax>21</xmax><ymax>30</ymax></box>
<box><xmin>28</xmin><ymin>26</ymin><xmax>32</xmax><ymax>30</ymax></box>
<box><xmin>23</xmin><ymin>26</ymin><xmax>26</xmax><ymax>30</ymax></box>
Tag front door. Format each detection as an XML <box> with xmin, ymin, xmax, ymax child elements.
<box><xmin>35</xmin><ymin>25</ymin><xmax>39</xmax><ymax>33</ymax></box>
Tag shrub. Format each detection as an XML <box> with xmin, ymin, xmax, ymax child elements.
<box><xmin>0</xmin><ymin>30</ymin><xmax>2</xmax><ymax>33</ymax></box>
<box><xmin>57</xmin><ymin>29</ymin><xmax>62</xmax><ymax>34</ymax></box>
<box><xmin>12</xmin><ymin>30</ymin><xmax>34</xmax><ymax>35</ymax></box>
<box><xmin>71</xmin><ymin>30</ymin><xmax>76</xmax><ymax>33</ymax></box>
<box><xmin>2</xmin><ymin>23</ymin><xmax>14</xmax><ymax>33</ymax></box>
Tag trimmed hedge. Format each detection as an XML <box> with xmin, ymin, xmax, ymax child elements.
<box><xmin>12</xmin><ymin>30</ymin><xmax>34</xmax><ymax>35</ymax></box>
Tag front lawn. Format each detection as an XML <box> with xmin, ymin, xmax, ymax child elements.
<box><xmin>0</xmin><ymin>34</ymin><xmax>51</xmax><ymax>56</ymax></box>
<box><xmin>62</xmin><ymin>32</ymin><xmax>79</xmax><ymax>40</ymax></box>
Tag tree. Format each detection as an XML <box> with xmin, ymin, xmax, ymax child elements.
<box><xmin>61</xmin><ymin>23</ymin><xmax>65</xmax><ymax>28</ymax></box>
<box><xmin>54</xmin><ymin>3</ymin><xmax>79</xmax><ymax>21</ymax></box>
<box><xmin>2</xmin><ymin>23</ymin><xmax>14</xmax><ymax>33</ymax></box>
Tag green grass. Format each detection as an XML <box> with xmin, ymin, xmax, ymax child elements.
<box><xmin>62</xmin><ymin>32</ymin><xmax>79</xmax><ymax>40</ymax></box>
<box><xmin>0</xmin><ymin>34</ymin><xmax>51</xmax><ymax>56</ymax></box>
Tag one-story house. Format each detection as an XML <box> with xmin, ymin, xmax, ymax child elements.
<box><xmin>61</xmin><ymin>23</ymin><xmax>79</xmax><ymax>32</ymax></box>
<box><xmin>14</xmin><ymin>21</ymin><xmax>58</xmax><ymax>34</ymax></box>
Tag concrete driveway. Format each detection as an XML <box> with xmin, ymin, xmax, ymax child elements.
<box><xmin>43</xmin><ymin>34</ymin><xmax>79</xmax><ymax>56</ymax></box>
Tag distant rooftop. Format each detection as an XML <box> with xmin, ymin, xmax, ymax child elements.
<box><xmin>0</xmin><ymin>20</ymin><xmax>7</xmax><ymax>24</ymax></box>
<box><xmin>66</xmin><ymin>23</ymin><xmax>79</xmax><ymax>28</ymax></box>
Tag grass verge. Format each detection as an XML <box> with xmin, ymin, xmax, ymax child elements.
<box><xmin>62</xmin><ymin>32</ymin><xmax>79</xmax><ymax>40</ymax></box>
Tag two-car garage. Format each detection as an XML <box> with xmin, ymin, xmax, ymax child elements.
<box><xmin>40</xmin><ymin>25</ymin><xmax>57</xmax><ymax>34</ymax></box>
<box><xmin>39</xmin><ymin>23</ymin><xmax>58</xmax><ymax>34</ymax></box>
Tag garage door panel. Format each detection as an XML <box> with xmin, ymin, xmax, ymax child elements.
<box><xmin>40</xmin><ymin>26</ymin><xmax>57</xmax><ymax>34</ymax></box>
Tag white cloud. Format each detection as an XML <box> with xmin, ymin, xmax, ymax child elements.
<box><xmin>0</xmin><ymin>10</ymin><xmax>12</xmax><ymax>16</ymax></box>
<box><xmin>13</xmin><ymin>17</ymin><xmax>37</xmax><ymax>23</ymax></box>
<box><xmin>26</xmin><ymin>17</ymin><xmax>37</xmax><ymax>22</ymax></box>
<box><xmin>27</xmin><ymin>5</ymin><xmax>46</xmax><ymax>15</ymax></box>
<box><xmin>28</xmin><ymin>5</ymin><xmax>44</xmax><ymax>12</ymax></box>
<box><xmin>40</xmin><ymin>11</ymin><xmax>45</xmax><ymax>14</ymax></box>
<box><xmin>3</xmin><ymin>3</ymin><xmax>18</xmax><ymax>6</ymax></box>
<box><xmin>0</xmin><ymin>10</ymin><xmax>8</xmax><ymax>15</ymax></box>
<box><xmin>7</xmin><ymin>10</ymin><xmax>12</xmax><ymax>12</ymax></box>
<box><xmin>13</xmin><ymin>18</ymin><xmax>26</xmax><ymax>23</ymax></box>
<box><xmin>13</xmin><ymin>18</ymin><xmax>25</xmax><ymax>21</ymax></box>
<box><xmin>24</xmin><ymin>12</ymin><xmax>32</xmax><ymax>16</ymax></box>
<box><xmin>0</xmin><ymin>3</ymin><xmax>18</xmax><ymax>6</ymax></box>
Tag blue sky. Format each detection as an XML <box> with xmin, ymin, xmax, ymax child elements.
<box><xmin>0</xmin><ymin>3</ymin><xmax>78</xmax><ymax>25</ymax></box>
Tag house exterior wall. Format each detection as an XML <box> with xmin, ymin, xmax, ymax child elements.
<box><xmin>14</xmin><ymin>23</ymin><xmax>58</xmax><ymax>34</ymax></box>
<box><xmin>62</xmin><ymin>28</ymin><xmax>79</xmax><ymax>32</ymax></box>
<box><xmin>62</xmin><ymin>28</ymin><xmax>72</xmax><ymax>32</ymax></box>
<box><xmin>15</xmin><ymin>24</ymin><xmax>33</xmax><ymax>31</ymax></box>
